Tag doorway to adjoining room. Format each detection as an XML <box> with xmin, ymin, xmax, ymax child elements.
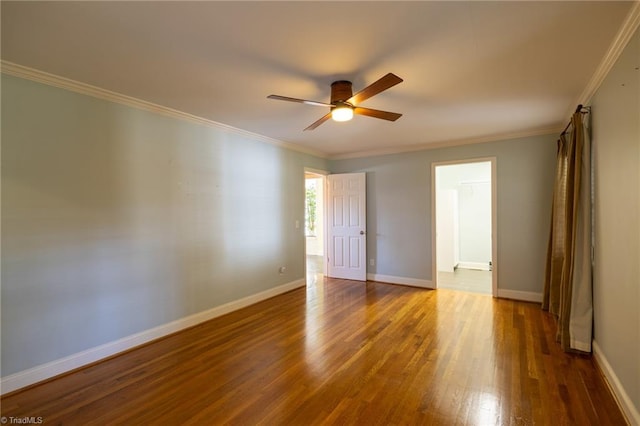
<box><xmin>305</xmin><ymin>171</ymin><xmax>325</xmax><ymax>285</ymax></box>
<box><xmin>434</xmin><ymin>160</ymin><xmax>495</xmax><ymax>295</ymax></box>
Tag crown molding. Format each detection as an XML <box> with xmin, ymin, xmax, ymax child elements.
<box><xmin>331</xmin><ymin>2</ymin><xmax>640</xmax><ymax>162</ymax></box>
<box><xmin>6</xmin><ymin>0</ymin><xmax>636</xmax><ymax>167</ymax></box>
<box><xmin>0</xmin><ymin>60</ymin><xmax>328</xmax><ymax>159</ymax></box>
<box><xmin>569</xmin><ymin>0</ymin><xmax>640</xmax><ymax>118</ymax></box>
<box><xmin>328</xmin><ymin>125</ymin><xmax>562</xmax><ymax>161</ymax></box>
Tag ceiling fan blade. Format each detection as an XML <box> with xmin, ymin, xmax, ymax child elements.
<box><xmin>348</xmin><ymin>73</ymin><xmax>403</xmax><ymax>105</ymax></box>
<box><xmin>304</xmin><ymin>112</ymin><xmax>332</xmax><ymax>131</ymax></box>
<box><xmin>354</xmin><ymin>107</ymin><xmax>402</xmax><ymax>121</ymax></box>
<box><xmin>267</xmin><ymin>95</ymin><xmax>332</xmax><ymax>107</ymax></box>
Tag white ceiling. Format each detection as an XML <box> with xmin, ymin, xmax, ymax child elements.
<box><xmin>1</xmin><ymin>1</ymin><xmax>635</xmax><ymax>158</ymax></box>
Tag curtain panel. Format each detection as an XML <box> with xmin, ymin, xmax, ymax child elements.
<box><xmin>543</xmin><ymin>108</ymin><xmax>592</xmax><ymax>353</ymax></box>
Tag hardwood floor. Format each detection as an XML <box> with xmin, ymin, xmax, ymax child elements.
<box><xmin>438</xmin><ymin>268</ymin><xmax>493</xmax><ymax>295</ymax></box>
<box><xmin>1</xmin><ymin>277</ymin><xmax>626</xmax><ymax>425</ymax></box>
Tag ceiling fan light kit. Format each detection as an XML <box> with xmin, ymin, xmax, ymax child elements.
<box><xmin>331</xmin><ymin>102</ymin><xmax>354</xmax><ymax>122</ymax></box>
<box><xmin>267</xmin><ymin>73</ymin><xmax>403</xmax><ymax>130</ymax></box>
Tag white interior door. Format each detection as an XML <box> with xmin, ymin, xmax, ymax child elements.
<box><xmin>327</xmin><ymin>173</ymin><xmax>367</xmax><ymax>281</ymax></box>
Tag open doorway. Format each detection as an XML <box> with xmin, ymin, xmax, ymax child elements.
<box><xmin>304</xmin><ymin>170</ymin><xmax>326</xmax><ymax>285</ymax></box>
<box><xmin>433</xmin><ymin>159</ymin><xmax>497</xmax><ymax>296</ymax></box>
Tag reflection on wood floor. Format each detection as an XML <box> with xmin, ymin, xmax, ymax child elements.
<box><xmin>0</xmin><ymin>276</ymin><xmax>625</xmax><ymax>425</ymax></box>
<box><xmin>306</xmin><ymin>254</ymin><xmax>324</xmax><ymax>286</ymax></box>
<box><xmin>438</xmin><ymin>268</ymin><xmax>492</xmax><ymax>295</ymax></box>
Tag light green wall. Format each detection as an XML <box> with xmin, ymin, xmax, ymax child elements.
<box><xmin>1</xmin><ymin>74</ymin><xmax>327</xmax><ymax>376</ymax></box>
<box><xmin>330</xmin><ymin>134</ymin><xmax>557</xmax><ymax>294</ymax></box>
<box><xmin>591</xmin><ymin>27</ymin><xmax>640</xmax><ymax>415</ymax></box>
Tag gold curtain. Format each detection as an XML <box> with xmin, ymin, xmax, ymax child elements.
<box><xmin>543</xmin><ymin>109</ymin><xmax>592</xmax><ymax>353</ymax></box>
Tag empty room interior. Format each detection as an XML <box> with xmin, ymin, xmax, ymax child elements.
<box><xmin>1</xmin><ymin>2</ymin><xmax>639</xmax><ymax>425</ymax></box>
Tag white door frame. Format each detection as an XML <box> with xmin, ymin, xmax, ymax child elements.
<box><xmin>431</xmin><ymin>157</ymin><xmax>498</xmax><ymax>296</ymax></box>
<box><xmin>304</xmin><ymin>167</ymin><xmax>329</xmax><ymax>284</ymax></box>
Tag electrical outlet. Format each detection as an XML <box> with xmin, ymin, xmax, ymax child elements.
<box><xmin>279</xmin><ymin>266</ymin><xmax>286</xmax><ymax>274</ymax></box>
<box><xmin>369</xmin><ymin>259</ymin><xmax>375</xmax><ymax>266</ymax></box>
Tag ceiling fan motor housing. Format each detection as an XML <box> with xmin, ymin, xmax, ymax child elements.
<box><xmin>267</xmin><ymin>73</ymin><xmax>402</xmax><ymax>130</ymax></box>
<box><xmin>330</xmin><ymin>80</ymin><xmax>353</xmax><ymax>104</ymax></box>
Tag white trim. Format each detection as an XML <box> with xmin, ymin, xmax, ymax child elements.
<box><xmin>431</xmin><ymin>157</ymin><xmax>498</xmax><ymax>297</ymax></box>
<box><xmin>0</xmin><ymin>61</ymin><xmax>327</xmax><ymax>159</ymax></box>
<box><xmin>0</xmin><ymin>60</ymin><xmax>563</xmax><ymax>162</ymax></box>
<box><xmin>329</xmin><ymin>126</ymin><xmax>561</xmax><ymax>160</ymax></box>
<box><xmin>0</xmin><ymin>279</ymin><xmax>305</xmax><ymax>395</ymax></box>
<box><xmin>6</xmin><ymin>0</ymin><xmax>640</xmax><ymax>166</ymax></box>
<box><xmin>431</xmin><ymin>164</ymin><xmax>438</xmax><ymax>292</ymax></box>
<box><xmin>571</xmin><ymin>1</ymin><xmax>640</xmax><ymax>116</ymax></box>
<box><xmin>367</xmin><ymin>273</ymin><xmax>434</xmax><ymax>289</ymax></box>
<box><xmin>496</xmin><ymin>289</ymin><xmax>542</xmax><ymax>303</ymax></box>
<box><xmin>0</xmin><ymin>61</ymin><xmax>564</xmax><ymax>162</ymax></box>
<box><xmin>593</xmin><ymin>340</ymin><xmax>640</xmax><ymax>426</ymax></box>
<box><xmin>326</xmin><ymin>3</ymin><xmax>640</xmax><ymax>162</ymax></box>
<box><xmin>304</xmin><ymin>167</ymin><xmax>329</xmax><ymax>280</ymax></box>
<box><xmin>457</xmin><ymin>262</ymin><xmax>491</xmax><ymax>271</ymax></box>
<box><xmin>304</xmin><ymin>167</ymin><xmax>329</xmax><ymax>177</ymax></box>
<box><xmin>490</xmin><ymin>159</ymin><xmax>498</xmax><ymax>298</ymax></box>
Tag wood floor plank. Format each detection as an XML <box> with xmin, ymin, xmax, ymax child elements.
<box><xmin>1</xmin><ymin>277</ymin><xmax>627</xmax><ymax>425</ymax></box>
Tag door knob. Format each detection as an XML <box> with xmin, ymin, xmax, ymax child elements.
<box><xmin>360</xmin><ymin>231</ymin><xmax>366</xmax><ymax>235</ymax></box>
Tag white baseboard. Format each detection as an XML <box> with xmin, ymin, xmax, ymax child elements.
<box><xmin>0</xmin><ymin>278</ymin><xmax>305</xmax><ymax>395</ymax></box>
<box><xmin>496</xmin><ymin>289</ymin><xmax>542</xmax><ymax>303</ymax></box>
<box><xmin>367</xmin><ymin>273</ymin><xmax>434</xmax><ymax>289</ymax></box>
<box><xmin>457</xmin><ymin>262</ymin><xmax>491</xmax><ymax>271</ymax></box>
<box><xmin>593</xmin><ymin>341</ymin><xmax>640</xmax><ymax>425</ymax></box>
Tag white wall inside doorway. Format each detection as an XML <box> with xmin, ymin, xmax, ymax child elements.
<box><xmin>436</xmin><ymin>161</ymin><xmax>492</xmax><ymax>271</ymax></box>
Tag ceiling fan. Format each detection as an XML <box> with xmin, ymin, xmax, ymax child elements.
<box><xmin>267</xmin><ymin>73</ymin><xmax>403</xmax><ymax>131</ymax></box>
